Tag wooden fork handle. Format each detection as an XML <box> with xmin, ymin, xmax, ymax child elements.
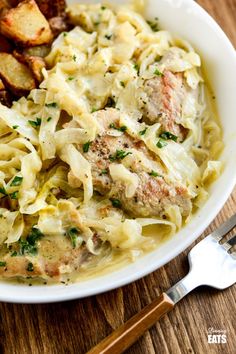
<box><xmin>87</xmin><ymin>293</ymin><xmax>174</xmax><ymax>354</ymax></box>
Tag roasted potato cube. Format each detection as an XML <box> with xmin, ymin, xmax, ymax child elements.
<box><xmin>28</xmin><ymin>55</ymin><xmax>45</xmax><ymax>82</ymax></box>
<box><xmin>0</xmin><ymin>53</ymin><xmax>36</xmax><ymax>95</ymax></box>
<box><xmin>13</xmin><ymin>50</ymin><xmax>46</xmax><ymax>83</ymax></box>
<box><xmin>0</xmin><ymin>0</ymin><xmax>53</xmax><ymax>46</ymax></box>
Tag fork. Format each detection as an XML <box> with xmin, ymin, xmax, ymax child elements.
<box><xmin>87</xmin><ymin>214</ymin><xmax>236</xmax><ymax>354</ymax></box>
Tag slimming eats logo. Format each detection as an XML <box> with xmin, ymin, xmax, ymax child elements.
<box><xmin>207</xmin><ymin>327</ymin><xmax>227</xmax><ymax>344</ymax></box>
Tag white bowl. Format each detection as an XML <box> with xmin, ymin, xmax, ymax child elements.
<box><xmin>1</xmin><ymin>0</ymin><xmax>236</xmax><ymax>303</ymax></box>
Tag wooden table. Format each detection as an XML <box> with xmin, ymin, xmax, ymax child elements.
<box><xmin>1</xmin><ymin>1</ymin><xmax>236</xmax><ymax>353</ymax></box>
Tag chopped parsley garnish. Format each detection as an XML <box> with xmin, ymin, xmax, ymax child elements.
<box><xmin>118</xmin><ymin>126</ymin><xmax>127</xmax><ymax>132</ymax></box>
<box><xmin>101</xmin><ymin>5</ymin><xmax>106</xmax><ymax>10</ymax></box>
<box><xmin>12</xmin><ymin>125</ymin><xmax>19</xmax><ymax>130</ymax></box>
<box><xmin>105</xmin><ymin>34</ymin><xmax>112</xmax><ymax>40</ymax></box>
<box><xmin>67</xmin><ymin>227</ymin><xmax>81</xmax><ymax>248</ymax></box>
<box><xmin>139</xmin><ymin>127</ymin><xmax>147</xmax><ymax>136</ymax></box>
<box><xmin>27</xmin><ymin>262</ymin><xmax>34</xmax><ymax>272</ymax></box>
<box><xmin>45</xmin><ymin>102</ymin><xmax>57</xmax><ymax>108</ymax></box>
<box><xmin>28</xmin><ymin>117</ymin><xmax>41</xmax><ymax>128</ymax></box>
<box><xmin>72</xmin><ymin>54</ymin><xmax>77</xmax><ymax>62</ymax></box>
<box><xmin>67</xmin><ymin>77</ymin><xmax>74</xmax><ymax>81</ymax></box>
<box><xmin>83</xmin><ymin>141</ymin><xmax>91</xmax><ymax>153</ymax></box>
<box><xmin>147</xmin><ymin>18</ymin><xmax>159</xmax><ymax>32</ymax></box>
<box><xmin>0</xmin><ymin>187</ymin><xmax>7</xmax><ymax>196</ymax></box>
<box><xmin>154</xmin><ymin>68</ymin><xmax>164</xmax><ymax>77</ymax></box>
<box><xmin>159</xmin><ymin>131</ymin><xmax>178</xmax><ymax>142</ymax></box>
<box><xmin>91</xmin><ymin>107</ymin><xmax>97</xmax><ymax>113</ymax></box>
<box><xmin>120</xmin><ymin>81</ymin><xmax>125</xmax><ymax>87</ymax></box>
<box><xmin>106</xmin><ymin>97</ymin><xmax>116</xmax><ymax>108</ymax></box>
<box><xmin>27</xmin><ymin>227</ymin><xmax>44</xmax><ymax>245</ymax></box>
<box><xmin>19</xmin><ymin>239</ymin><xmax>37</xmax><ymax>256</ymax></box>
<box><xmin>156</xmin><ymin>139</ymin><xmax>168</xmax><ymax>149</ymax></box>
<box><xmin>9</xmin><ymin>191</ymin><xmax>18</xmax><ymax>200</ymax></box>
<box><xmin>110</xmin><ymin>198</ymin><xmax>121</xmax><ymax>208</ymax></box>
<box><xmin>47</xmin><ymin>117</ymin><xmax>52</xmax><ymax>122</ymax></box>
<box><xmin>101</xmin><ymin>169</ymin><xmax>108</xmax><ymax>175</ymax></box>
<box><xmin>11</xmin><ymin>251</ymin><xmax>17</xmax><ymax>257</ymax></box>
<box><xmin>0</xmin><ymin>261</ymin><xmax>6</xmax><ymax>267</ymax></box>
<box><xmin>149</xmin><ymin>170</ymin><xmax>161</xmax><ymax>177</ymax></box>
<box><xmin>10</xmin><ymin>176</ymin><xmax>23</xmax><ymax>187</ymax></box>
<box><xmin>133</xmin><ymin>63</ymin><xmax>139</xmax><ymax>73</ymax></box>
<box><xmin>19</xmin><ymin>227</ymin><xmax>44</xmax><ymax>256</ymax></box>
<box><xmin>109</xmin><ymin>150</ymin><xmax>132</xmax><ymax>161</ymax></box>
<box><xmin>63</xmin><ymin>32</ymin><xmax>68</xmax><ymax>37</ymax></box>
<box><xmin>109</xmin><ymin>123</ymin><xmax>127</xmax><ymax>132</ymax></box>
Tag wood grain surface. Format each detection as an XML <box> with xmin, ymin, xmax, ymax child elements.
<box><xmin>0</xmin><ymin>1</ymin><xmax>236</xmax><ymax>353</ymax></box>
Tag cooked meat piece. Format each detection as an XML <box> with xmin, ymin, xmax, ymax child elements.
<box><xmin>0</xmin><ymin>255</ymin><xmax>44</xmax><ymax>278</ymax></box>
<box><xmin>77</xmin><ymin>109</ymin><xmax>192</xmax><ymax>217</ymax></box>
<box><xmin>111</xmin><ymin>172</ymin><xmax>191</xmax><ymax>217</ymax></box>
<box><xmin>0</xmin><ymin>237</ymin><xmax>90</xmax><ymax>279</ymax></box>
<box><xmin>143</xmin><ymin>70</ymin><xmax>188</xmax><ymax>141</ymax></box>
<box><xmin>44</xmin><ymin>248</ymin><xmax>90</xmax><ymax>278</ymax></box>
<box><xmin>49</xmin><ymin>16</ymin><xmax>68</xmax><ymax>36</ymax></box>
<box><xmin>79</xmin><ymin>109</ymin><xmax>151</xmax><ymax>195</ymax></box>
<box><xmin>83</xmin><ymin>134</ymin><xmax>113</xmax><ymax>195</ymax></box>
<box><xmin>78</xmin><ymin>108</ymin><xmax>121</xmax><ymax>194</ymax></box>
<box><xmin>35</xmin><ymin>0</ymin><xmax>66</xmax><ymax>19</ymax></box>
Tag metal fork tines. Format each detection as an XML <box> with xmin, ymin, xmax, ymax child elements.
<box><xmin>166</xmin><ymin>214</ymin><xmax>236</xmax><ymax>304</ymax></box>
<box><xmin>221</xmin><ymin>234</ymin><xmax>236</xmax><ymax>252</ymax></box>
<box><xmin>211</xmin><ymin>213</ymin><xmax>236</xmax><ymax>241</ymax></box>
<box><xmin>211</xmin><ymin>213</ymin><xmax>236</xmax><ymax>252</ymax></box>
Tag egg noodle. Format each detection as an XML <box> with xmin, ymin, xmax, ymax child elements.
<box><xmin>0</xmin><ymin>1</ymin><xmax>223</xmax><ymax>281</ymax></box>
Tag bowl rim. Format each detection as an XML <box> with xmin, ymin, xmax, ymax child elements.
<box><xmin>1</xmin><ymin>0</ymin><xmax>236</xmax><ymax>303</ymax></box>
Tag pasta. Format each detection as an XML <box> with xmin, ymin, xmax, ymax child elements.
<box><xmin>0</xmin><ymin>2</ymin><xmax>223</xmax><ymax>283</ymax></box>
